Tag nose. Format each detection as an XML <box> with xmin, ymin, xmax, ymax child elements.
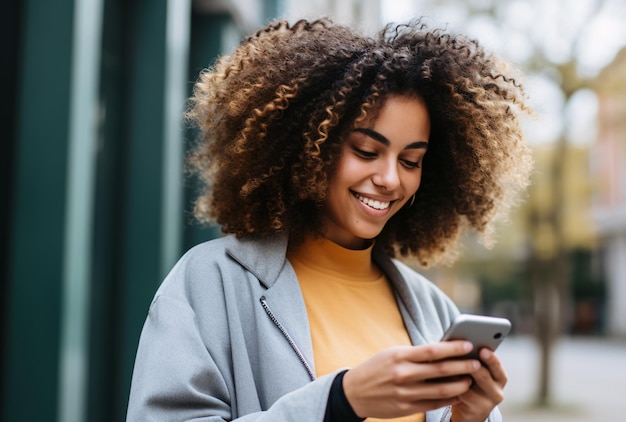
<box><xmin>372</xmin><ymin>159</ymin><xmax>401</xmax><ymax>191</ymax></box>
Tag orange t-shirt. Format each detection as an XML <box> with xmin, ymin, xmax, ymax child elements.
<box><xmin>288</xmin><ymin>236</ymin><xmax>424</xmax><ymax>422</ymax></box>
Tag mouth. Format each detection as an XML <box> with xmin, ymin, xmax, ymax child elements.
<box><xmin>352</xmin><ymin>191</ymin><xmax>392</xmax><ymax>211</ymax></box>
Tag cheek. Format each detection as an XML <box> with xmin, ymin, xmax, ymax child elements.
<box><xmin>334</xmin><ymin>155</ymin><xmax>368</xmax><ymax>182</ymax></box>
<box><xmin>403</xmin><ymin>172</ymin><xmax>423</xmax><ymax>193</ymax></box>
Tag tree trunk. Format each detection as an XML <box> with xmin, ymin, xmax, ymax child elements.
<box><xmin>531</xmin><ymin>136</ymin><xmax>570</xmax><ymax>407</ymax></box>
<box><xmin>533</xmin><ymin>272</ymin><xmax>558</xmax><ymax>406</ymax></box>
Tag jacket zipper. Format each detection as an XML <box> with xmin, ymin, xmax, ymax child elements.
<box><xmin>259</xmin><ymin>296</ymin><xmax>316</xmax><ymax>381</ymax></box>
<box><xmin>440</xmin><ymin>405</ymin><xmax>452</xmax><ymax>421</ymax></box>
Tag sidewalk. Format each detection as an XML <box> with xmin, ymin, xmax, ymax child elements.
<box><xmin>496</xmin><ymin>336</ymin><xmax>626</xmax><ymax>421</ymax></box>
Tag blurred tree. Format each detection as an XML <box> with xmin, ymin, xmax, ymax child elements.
<box><xmin>495</xmin><ymin>0</ymin><xmax>604</xmax><ymax>407</ymax></box>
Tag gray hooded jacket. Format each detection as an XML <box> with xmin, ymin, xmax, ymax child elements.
<box><xmin>127</xmin><ymin>234</ymin><xmax>503</xmax><ymax>422</ymax></box>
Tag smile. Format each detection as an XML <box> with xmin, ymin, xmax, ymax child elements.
<box><xmin>353</xmin><ymin>192</ymin><xmax>391</xmax><ymax>210</ymax></box>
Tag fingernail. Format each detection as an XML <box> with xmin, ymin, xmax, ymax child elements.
<box><xmin>463</xmin><ymin>342</ymin><xmax>473</xmax><ymax>352</ymax></box>
<box><xmin>473</xmin><ymin>360</ymin><xmax>481</xmax><ymax>370</ymax></box>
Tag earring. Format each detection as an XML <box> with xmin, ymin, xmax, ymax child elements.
<box><xmin>407</xmin><ymin>194</ymin><xmax>416</xmax><ymax>208</ymax></box>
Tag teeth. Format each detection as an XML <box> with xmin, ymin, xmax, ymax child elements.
<box><xmin>354</xmin><ymin>193</ymin><xmax>390</xmax><ymax>210</ymax></box>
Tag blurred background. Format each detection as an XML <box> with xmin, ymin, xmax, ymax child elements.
<box><xmin>1</xmin><ymin>0</ymin><xmax>624</xmax><ymax>421</ymax></box>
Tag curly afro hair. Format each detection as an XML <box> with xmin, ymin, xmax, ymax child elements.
<box><xmin>186</xmin><ymin>18</ymin><xmax>533</xmax><ymax>266</ymax></box>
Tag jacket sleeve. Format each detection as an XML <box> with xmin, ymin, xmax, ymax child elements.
<box><xmin>488</xmin><ymin>407</ymin><xmax>503</xmax><ymax>422</ymax></box>
<box><xmin>126</xmin><ymin>294</ymin><xmax>335</xmax><ymax>422</ymax></box>
<box><xmin>425</xmin><ymin>406</ymin><xmax>502</xmax><ymax>422</ymax></box>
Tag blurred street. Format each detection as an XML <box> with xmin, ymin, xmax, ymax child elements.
<box><xmin>497</xmin><ymin>336</ymin><xmax>626</xmax><ymax>421</ymax></box>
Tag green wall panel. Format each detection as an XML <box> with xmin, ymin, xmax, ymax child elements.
<box><xmin>2</xmin><ymin>0</ymin><xmax>75</xmax><ymax>420</ymax></box>
<box><xmin>86</xmin><ymin>0</ymin><xmax>127</xmax><ymax>419</ymax></box>
<box><xmin>115</xmin><ymin>1</ymin><xmax>168</xmax><ymax>419</ymax></box>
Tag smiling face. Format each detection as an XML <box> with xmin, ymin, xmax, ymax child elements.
<box><xmin>321</xmin><ymin>95</ymin><xmax>431</xmax><ymax>249</ymax></box>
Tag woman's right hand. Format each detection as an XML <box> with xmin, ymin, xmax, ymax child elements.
<box><xmin>342</xmin><ymin>341</ymin><xmax>480</xmax><ymax>419</ymax></box>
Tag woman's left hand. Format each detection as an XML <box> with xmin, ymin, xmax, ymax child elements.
<box><xmin>449</xmin><ymin>348</ymin><xmax>507</xmax><ymax>422</ymax></box>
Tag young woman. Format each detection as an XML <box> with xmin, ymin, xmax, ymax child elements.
<box><xmin>127</xmin><ymin>18</ymin><xmax>533</xmax><ymax>422</ymax></box>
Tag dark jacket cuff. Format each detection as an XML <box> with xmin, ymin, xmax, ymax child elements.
<box><xmin>324</xmin><ymin>370</ymin><xmax>365</xmax><ymax>422</ymax></box>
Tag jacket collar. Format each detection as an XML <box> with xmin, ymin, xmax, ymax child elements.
<box><xmin>224</xmin><ymin>234</ymin><xmax>289</xmax><ymax>289</ymax></box>
<box><xmin>224</xmin><ymin>233</ymin><xmax>399</xmax><ymax>290</ymax></box>
<box><xmin>224</xmin><ymin>233</ymin><xmax>427</xmax><ymax>345</ymax></box>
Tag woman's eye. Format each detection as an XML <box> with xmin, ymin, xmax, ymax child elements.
<box><xmin>402</xmin><ymin>159</ymin><xmax>421</xmax><ymax>169</ymax></box>
<box><xmin>353</xmin><ymin>147</ymin><xmax>377</xmax><ymax>158</ymax></box>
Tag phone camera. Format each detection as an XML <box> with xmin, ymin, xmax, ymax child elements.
<box><xmin>493</xmin><ymin>332</ymin><xmax>502</xmax><ymax>339</ymax></box>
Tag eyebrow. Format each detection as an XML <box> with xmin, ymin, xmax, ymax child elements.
<box><xmin>355</xmin><ymin>128</ymin><xmax>428</xmax><ymax>150</ymax></box>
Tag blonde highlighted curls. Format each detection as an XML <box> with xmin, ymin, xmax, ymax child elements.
<box><xmin>186</xmin><ymin>18</ymin><xmax>533</xmax><ymax>266</ymax></box>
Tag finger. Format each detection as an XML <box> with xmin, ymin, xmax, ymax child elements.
<box><xmin>454</xmin><ymin>387</ymin><xmax>496</xmax><ymax>418</ymax></box>
<box><xmin>423</xmin><ymin>358</ymin><xmax>481</xmax><ymax>382</ymax></box>
<box><xmin>457</xmin><ymin>378</ymin><xmax>502</xmax><ymax>409</ymax></box>
<box><xmin>466</xmin><ymin>364</ymin><xmax>506</xmax><ymax>406</ymax></box>
<box><xmin>456</xmin><ymin>386</ymin><xmax>482</xmax><ymax>405</ymax></box>
<box><xmin>467</xmin><ymin>365</ymin><xmax>494</xmax><ymax>391</ymax></box>
<box><xmin>412</xmin><ymin>374</ymin><xmax>475</xmax><ymax>401</ymax></box>
<box><xmin>406</xmin><ymin>340</ymin><xmax>474</xmax><ymax>363</ymax></box>
<box><xmin>478</xmin><ymin>349</ymin><xmax>508</xmax><ymax>386</ymax></box>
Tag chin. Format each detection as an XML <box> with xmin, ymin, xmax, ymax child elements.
<box><xmin>353</xmin><ymin>228</ymin><xmax>383</xmax><ymax>243</ymax></box>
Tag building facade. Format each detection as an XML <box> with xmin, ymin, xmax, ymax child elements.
<box><xmin>593</xmin><ymin>47</ymin><xmax>626</xmax><ymax>338</ymax></box>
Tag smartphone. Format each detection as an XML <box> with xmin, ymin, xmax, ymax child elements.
<box><xmin>440</xmin><ymin>314</ymin><xmax>512</xmax><ymax>360</ymax></box>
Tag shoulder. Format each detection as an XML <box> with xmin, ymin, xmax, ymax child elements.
<box><xmin>391</xmin><ymin>258</ymin><xmax>456</xmax><ymax>306</ymax></box>
<box><xmin>161</xmin><ymin>235</ymin><xmax>238</xmax><ymax>285</ymax></box>
<box><xmin>146</xmin><ymin>236</ymin><xmax>235</xmax><ymax>308</ymax></box>
<box><xmin>392</xmin><ymin>258</ymin><xmax>460</xmax><ymax>337</ymax></box>
<box><xmin>390</xmin><ymin>258</ymin><xmax>439</xmax><ymax>291</ymax></box>
<box><xmin>374</xmin><ymin>249</ymin><xmax>459</xmax><ymax>333</ymax></box>
<box><xmin>153</xmin><ymin>234</ymin><xmax>289</xmax><ymax>303</ymax></box>
<box><xmin>165</xmin><ymin>234</ymin><xmax>285</xmax><ymax>276</ymax></box>
<box><xmin>374</xmin><ymin>249</ymin><xmax>451</xmax><ymax>302</ymax></box>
